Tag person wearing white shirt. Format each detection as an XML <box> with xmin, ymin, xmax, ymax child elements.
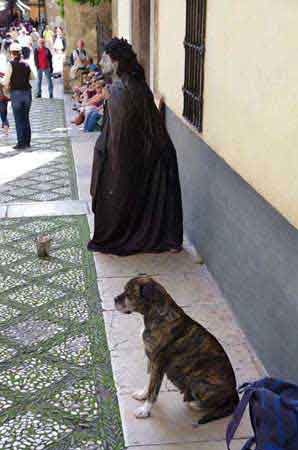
<box><xmin>18</xmin><ymin>31</ymin><xmax>32</xmax><ymax>60</ymax></box>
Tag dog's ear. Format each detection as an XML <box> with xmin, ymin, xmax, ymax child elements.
<box><xmin>140</xmin><ymin>282</ymin><xmax>155</xmax><ymax>300</ymax></box>
<box><xmin>140</xmin><ymin>281</ymin><xmax>168</xmax><ymax>316</ymax></box>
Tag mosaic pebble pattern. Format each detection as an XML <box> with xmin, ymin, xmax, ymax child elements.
<box><xmin>0</xmin><ymin>98</ymin><xmax>77</xmax><ymax>203</ymax></box>
<box><xmin>0</xmin><ymin>273</ymin><xmax>26</xmax><ymax>291</ymax></box>
<box><xmin>47</xmin><ymin>269</ymin><xmax>86</xmax><ymax>293</ymax></box>
<box><xmin>52</xmin><ymin>246</ymin><xmax>84</xmax><ymax>265</ymax></box>
<box><xmin>0</xmin><ymin>358</ymin><xmax>68</xmax><ymax>394</ymax></box>
<box><xmin>13</xmin><ymin>258</ymin><xmax>65</xmax><ymax>277</ymax></box>
<box><xmin>0</xmin><ymin>345</ymin><xmax>17</xmax><ymax>363</ymax></box>
<box><xmin>0</xmin><ymin>304</ymin><xmax>20</xmax><ymax>323</ymax></box>
<box><xmin>0</xmin><ymin>248</ymin><xmax>27</xmax><ymax>266</ymax></box>
<box><xmin>49</xmin><ymin>380</ymin><xmax>98</xmax><ymax>419</ymax></box>
<box><xmin>0</xmin><ymin>396</ymin><xmax>13</xmax><ymax>413</ymax></box>
<box><xmin>0</xmin><ymin>216</ymin><xmax>124</xmax><ymax>449</ymax></box>
<box><xmin>69</xmin><ymin>441</ymin><xmax>103</xmax><ymax>450</ymax></box>
<box><xmin>49</xmin><ymin>335</ymin><xmax>92</xmax><ymax>366</ymax></box>
<box><xmin>3</xmin><ymin>320</ymin><xmax>64</xmax><ymax>347</ymax></box>
<box><xmin>6</xmin><ymin>284</ymin><xmax>66</xmax><ymax>308</ymax></box>
<box><xmin>0</xmin><ymin>412</ymin><xmax>72</xmax><ymax>450</ymax></box>
<box><xmin>47</xmin><ymin>297</ymin><xmax>89</xmax><ymax>323</ymax></box>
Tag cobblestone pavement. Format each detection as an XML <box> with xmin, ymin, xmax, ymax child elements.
<box><xmin>0</xmin><ymin>216</ymin><xmax>124</xmax><ymax>450</ymax></box>
<box><xmin>0</xmin><ymin>99</ymin><xmax>77</xmax><ymax>203</ymax></box>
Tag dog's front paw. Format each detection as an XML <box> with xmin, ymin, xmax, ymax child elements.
<box><xmin>132</xmin><ymin>389</ymin><xmax>148</xmax><ymax>401</ymax></box>
<box><xmin>134</xmin><ymin>403</ymin><xmax>151</xmax><ymax>419</ymax></box>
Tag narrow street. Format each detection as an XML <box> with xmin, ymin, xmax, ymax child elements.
<box><xmin>0</xmin><ymin>81</ymin><xmax>123</xmax><ymax>450</ymax></box>
<box><xmin>0</xmin><ymin>77</ymin><xmax>266</xmax><ymax>449</ymax></box>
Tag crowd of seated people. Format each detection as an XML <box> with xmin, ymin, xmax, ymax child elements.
<box><xmin>71</xmin><ymin>64</ymin><xmax>108</xmax><ymax>132</ymax></box>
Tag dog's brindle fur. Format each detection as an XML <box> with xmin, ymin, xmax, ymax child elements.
<box><xmin>115</xmin><ymin>276</ymin><xmax>239</xmax><ymax>424</ymax></box>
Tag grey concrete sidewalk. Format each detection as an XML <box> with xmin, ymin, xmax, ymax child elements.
<box><xmin>65</xmin><ymin>94</ymin><xmax>266</xmax><ymax>449</ymax></box>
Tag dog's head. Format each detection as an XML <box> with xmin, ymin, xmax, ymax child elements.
<box><xmin>114</xmin><ymin>276</ymin><xmax>171</xmax><ymax>316</ymax></box>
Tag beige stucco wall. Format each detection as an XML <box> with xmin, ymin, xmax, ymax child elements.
<box><xmin>155</xmin><ymin>0</ymin><xmax>298</xmax><ymax>229</ymax></box>
<box><xmin>157</xmin><ymin>0</ymin><xmax>185</xmax><ymax>113</ymax></box>
<box><xmin>117</xmin><ymin>0</ymin><xmax>131</xmax><ymax>42</ymax></box>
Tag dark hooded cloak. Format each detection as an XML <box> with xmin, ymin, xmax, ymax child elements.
<box><xmin>89</xmin><ymin>72</ymin><xmax>183</xmax><ymax>256</ymax></box>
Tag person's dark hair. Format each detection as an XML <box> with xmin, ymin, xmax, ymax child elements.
<box><xmin>11</xmin><ymin>51</ymin><xmax>21</xmax><ymax>61</ymax></box>
<box><xmin>104</xmin><ymin>37</ymin><xmax>145</xmax><ymax>82</ymax></box>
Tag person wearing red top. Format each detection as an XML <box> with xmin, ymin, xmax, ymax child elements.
<box><xmin>34</xmin><ymin>39</ymin><xmax>54</xmax><ymax>98</ymax></box>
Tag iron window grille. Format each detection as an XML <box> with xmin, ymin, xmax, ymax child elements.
<box><xmin>183</xmin><ymin>0</ymin><xmax>207</xmax><ymax>132</ymax></box>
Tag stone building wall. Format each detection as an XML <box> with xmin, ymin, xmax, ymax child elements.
<box><xmin>46</xmin><ymin>0</ymin><xmax>64</xmax><ymax>29</ymax></box>
<box><xmin>63</xmin><ymin>0</ymin><xmax>111</xmax><ymax>61</ymax></box>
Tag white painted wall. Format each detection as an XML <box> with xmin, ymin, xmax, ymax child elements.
<box><xmin>157</xmin><ymin>0</ymin><xmax>186</xmax><ymax>115</ymax></box>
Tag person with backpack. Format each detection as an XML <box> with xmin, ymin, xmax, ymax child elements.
<box><xmin>0</xmin><ymin>42</ymin><xmax>35</xmax><ymax>149</ymax></box>
<box><xmin>70</xmin><ymin>39</ymin><xmax>88</xmax><ymax>67</ymax></box>
<box><xmin>70</xmin><ymin>39</ymin><xmax>89</xmax><ymax>80</ymax></box>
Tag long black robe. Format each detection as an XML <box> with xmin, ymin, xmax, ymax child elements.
<box><xmin>89</xmin><ymin>73</ymin><xmax>183</xmax><ymax>256</ymax></box>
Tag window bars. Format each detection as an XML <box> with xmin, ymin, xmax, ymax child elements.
<box><xmin>183</xmin><ymin>0</ymin><xmax>207</xmax><ymax>132</ymax></box>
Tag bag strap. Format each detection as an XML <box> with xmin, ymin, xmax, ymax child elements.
<box><xmin>226</xmin><ymin>386</ymin><xmax>256</xmax><ymax>450</ymax></box>
<box><xmin>242</xmin><ymin>437</ymin><xmax>256</xmax><ymax>450</ymax></box>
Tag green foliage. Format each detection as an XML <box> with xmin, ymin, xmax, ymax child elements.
<box><xmin>56</xmin><ymin>0</ymin><xmax>64</xmax><ymax>18</ymax></box>
<box><xmin>70</xmin><ymin>0</ymin><xmax>110</xmax><ymax>6</ymax></box>
<box><xmin>56</xmin><ymin>0</ymin><xmax>110</xmax><ymax>19</ymax></box>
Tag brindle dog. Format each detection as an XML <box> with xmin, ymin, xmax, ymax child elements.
<box><xmin>114</xmin><ymin>276</ymin><xmax>239</xmax><ymax>424</ymax></box>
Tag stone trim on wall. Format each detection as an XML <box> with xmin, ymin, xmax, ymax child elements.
<box><xmin>63</xmin><ymin>0</ymin><xmax>111</xmax><ymax>60</ymax></box>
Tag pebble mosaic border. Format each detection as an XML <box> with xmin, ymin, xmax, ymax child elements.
<box><xmin>0</xmin><ymin>216</ymin><xmax>124</xmax><ymax>450</ymax></box>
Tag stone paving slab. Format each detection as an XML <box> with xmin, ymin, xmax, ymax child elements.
<box><xmin>93</xmin><ymin>251</ymin><xmax>202</xmax><ymax>278</ymax></box>
<box><xmin>119</xmin><ymin>391</ymin><xmax>252</xmax><ymax>447</ymax></box>
<box><xmin>98</xmin><ymin>267</ymin><xmax>264</xmax><ymax>390</ymax></box>
<box><xmin>6</xmin><ymin>200</ymin><xmax>89</xmax><ymax>218</ymax></box>
<box><xmin>95</xmin><ymin>255</ymin><xmax>264</xmax><ymax>448</ymax></box>
<box><xmin>0</xmin><ymin>215</ymin><xmax>124</xmax><ymax>450</ymax></box>
<box><xmin>98</xmin><ymin>269</ymin><xmax>229</xmax><ymax>310</ymax></box>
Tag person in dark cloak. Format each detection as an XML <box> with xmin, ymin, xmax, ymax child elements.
<box><xmin>88</xmin><ymin>38</ymin><xmax>183</xmax><ymax>256</ymax></box>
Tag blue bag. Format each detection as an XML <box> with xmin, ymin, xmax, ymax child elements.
<box><xmin>226</xmin><ymin>377</ymin><xmax>298</xmax><ymax>450</ymax></box>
